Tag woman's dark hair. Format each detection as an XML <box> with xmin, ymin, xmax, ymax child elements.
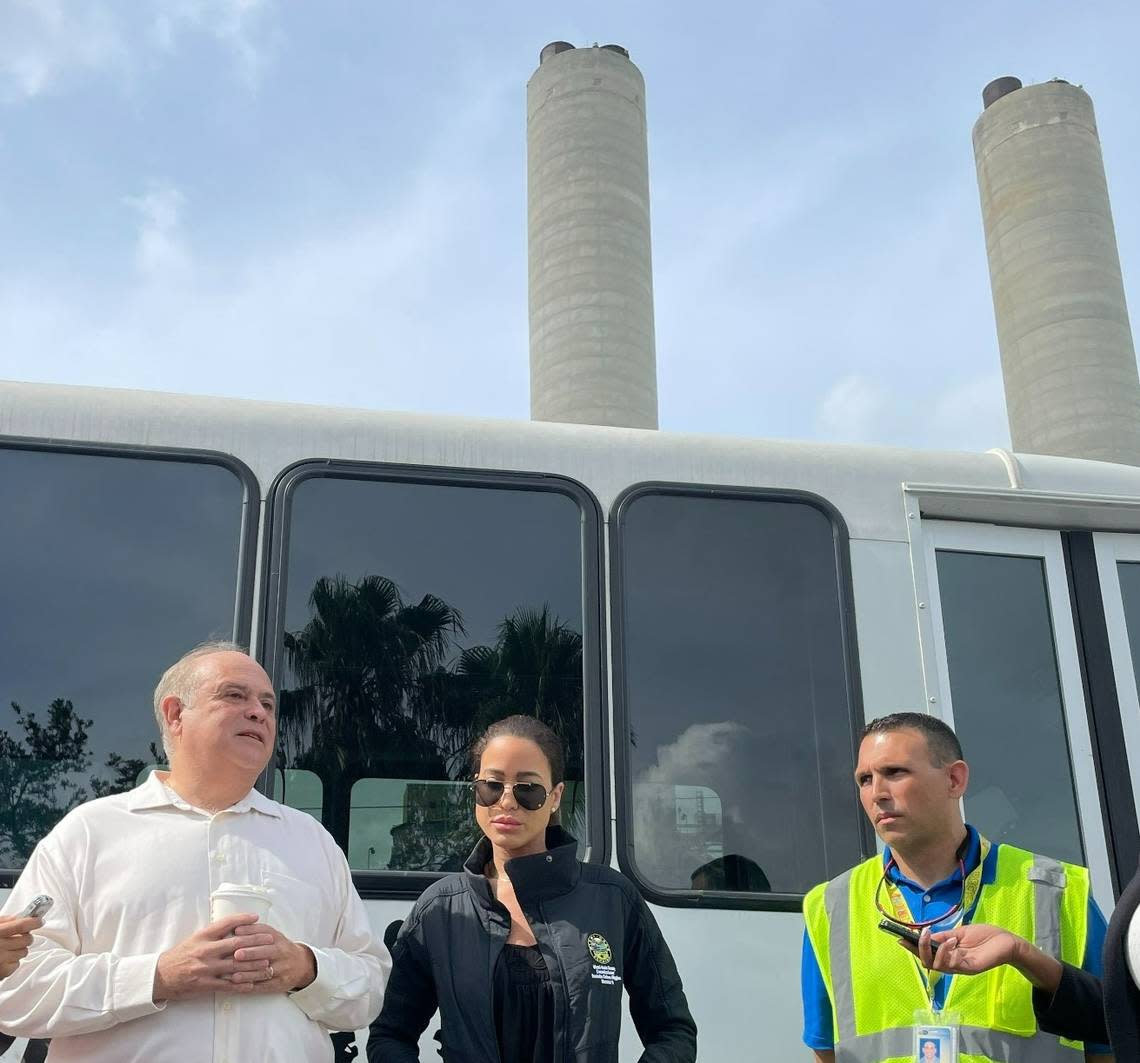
<box><xmin>471</xmin><ymin>715</ymin><xmax>565</xmax><ymax>786</ymax></box>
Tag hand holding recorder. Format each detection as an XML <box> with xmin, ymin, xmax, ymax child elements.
<box><xmin>0</xmin><ymin>896</ymin><xmax>52</xmax><ymax>979</ymax></box>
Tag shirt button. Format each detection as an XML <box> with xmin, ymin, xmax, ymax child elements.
<box><xmin>222</xmin><ymin>1001</ymin><xmax>232</xmax><ymax>1012</ymax></box>
<box><xmin>214</xmin><ymin>853</ymin><xmax>225</xmax><ymax>864</ymax></box>
<box><xmin>923</xmin><ymin>895</ymin><xmax>931</xmax><ymax>902</ymax></box>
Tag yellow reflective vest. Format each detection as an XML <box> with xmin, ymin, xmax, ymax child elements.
<box><xmin>802</xmin><ymin>844</ymin><xmax>1089</xmax><ymax>1063</ymax></box>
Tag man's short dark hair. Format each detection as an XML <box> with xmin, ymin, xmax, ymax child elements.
<box><xmin>860</xmin><ymin>712</ymin><xmax>964</xmax><ymax>767</ymax></box>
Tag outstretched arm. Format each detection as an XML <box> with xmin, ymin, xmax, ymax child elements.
<box><xmin>906</xmin><ymin>925</ymin><xmax>1109</xmax><ymax>1051</ymax></box>
<box><xmin>915</xmin><ymin>924</ymin><xmax>1063</xmax><ymax>991</ymax></box>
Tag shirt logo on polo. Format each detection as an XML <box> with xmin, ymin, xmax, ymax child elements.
<box><xmin>587</xmin><ymin>933</ymin><xmax>620</xmax><ymax>986</ymax></box>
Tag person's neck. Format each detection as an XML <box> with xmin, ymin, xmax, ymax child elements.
<box><xmin>891</xmin><ymin>825</ymin><xmax>969</xmax><ymax>889</ymax></box>
<box><xmin>160</xmin><ymin>765</ymin><xmax>258</xmax><ymax>814</ymax></box>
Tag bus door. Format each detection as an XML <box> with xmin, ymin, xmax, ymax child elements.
<box><xmin>917</xmin><ymin>520</ymin><xmax>1115</xmax><ymax>912</ymax></box>
<box><xmin>1091</xmin><ymin>532</ymin><xmax>1140</xmax><ymax>875</ymax></box>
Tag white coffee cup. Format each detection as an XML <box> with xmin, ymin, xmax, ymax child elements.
<box><xmin>210</xmin><ymin>883</ymin><xmax>271</xmax><ymax>924</ymax></box>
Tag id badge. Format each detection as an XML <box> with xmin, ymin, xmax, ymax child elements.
<box><xmin>913</xmin><ymin>1009</ymin><xmax>958</xmax><ymax>1063</ymax></box>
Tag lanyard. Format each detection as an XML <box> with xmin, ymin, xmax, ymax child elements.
<box><xmin>880</xmin><ymin>836</ymin><xmax>992</xmax><ymax>1004</ymax></box>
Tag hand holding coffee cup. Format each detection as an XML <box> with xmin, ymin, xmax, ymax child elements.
<box><xmin>209</xmin><ymin>883</ymin><xmax>315</xmax><ymax>994</ymax></box>
<box><xmin>152</xmin><ymin>914</ymin><xmax>276</xmax><ymax>1002</ymax></box>
<box><xmin>229</xmin><ymin>921</ymin><xmax>318</xmax><ymax>994</ymax></box>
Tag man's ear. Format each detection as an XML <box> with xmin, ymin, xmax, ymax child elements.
<box><xmin>161</xmin><ymin>695</ymin><xmax>186</xmax><ymax>742</ymax></box>
<box><xmin>947</xmin><ymin>759</ymin><xmax>969</xmax><ymax>799</ymax></box>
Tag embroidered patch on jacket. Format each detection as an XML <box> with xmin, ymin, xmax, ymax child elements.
<box><xmin>587</xmin><ymin>933</ymin><xmax>612</xmax><ymax>964</ymax></box>
<box><xmin>587</xmin><ymin>933</ymin><xmax>621</xmax><ymax>985</ymax></box>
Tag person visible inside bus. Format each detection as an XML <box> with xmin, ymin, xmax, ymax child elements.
<box><xmin>0</xmin><ymin>641</ymin><xmax>390</xmax><ymax>1062</ymax></box>
<box><xmin>689</xmin><ymin>853</ymin><xmax>771</xmax><ymax>893</ymax></box>
<box><xmin>367</xmin><ymin>715</ymin><xmax>697</xmax><ymax>1063</ymax></box>
<box><xmin>800</xmin><ymin>712</ymin><xmax>1112</xmax><ymax>1062</ymax></box>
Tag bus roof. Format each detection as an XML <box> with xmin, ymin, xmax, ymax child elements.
<box><xmin>6</xmin><ymin>377</ymin><xmax>1140</xmax><ymax>540</ymax></box>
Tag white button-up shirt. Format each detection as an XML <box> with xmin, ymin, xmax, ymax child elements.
<box><xmin>0</xmin><ymin>773</ymin><xmax>389</xmax><ymax>1062</ymax></box>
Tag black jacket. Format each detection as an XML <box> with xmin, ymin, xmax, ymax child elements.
<box><xmin>367</xmin><ymin>828</ymin><xmax>697</xmax><ymax>1062</ymax></box>
<box><xmin>1033</xmin><ymin>856</ymin><xmax>1140</xmax><ymax>1056</ymax></box>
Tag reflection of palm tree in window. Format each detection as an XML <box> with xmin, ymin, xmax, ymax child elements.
<box><xmin>450</xmin><ymin>607</ymin><xmax>584</xmax><ymax>781</ymax></box>
<box><xmin>279</xmin><ymin>574</ymin><xmax>464</xmax><ymax>847</ymax></box>
<box><xmin>279</xmin><ymin>574</ymin><xmax>584</xmax><ymax>864</ymax></box>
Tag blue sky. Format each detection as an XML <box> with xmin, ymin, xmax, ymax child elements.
<box><xmin>2</xmin><ymin>1</ymin><xmax>1138</xmax><ymax>451</ymax></box>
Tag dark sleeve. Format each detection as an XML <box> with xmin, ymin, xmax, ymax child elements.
<box><xmin>366</xmin><ymin>912</ymin><xmax>439</xmax><ymax>1063</ymax></box>
<box><xmin>1032</xmin><ymin>961</ymin><xmax>1108</xmax><ymax>1046</ymax></box>
<box><xmin>623</xmin><ymin>892</ymin><xmax>698</xmax><ymax>1063</ymax></box>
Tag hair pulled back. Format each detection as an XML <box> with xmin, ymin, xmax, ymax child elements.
<box><xmin>471</xmin><ymin>715</ymin><xmax>565</xmax><ymax>786</ymax></box>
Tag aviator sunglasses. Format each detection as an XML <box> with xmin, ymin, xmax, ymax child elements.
<box><xmin>472</xmin><ymin>779</ymin><xmax>550</xmax><ymax>811</ymax></box>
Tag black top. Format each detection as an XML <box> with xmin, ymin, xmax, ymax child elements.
<box><xmin>367</xmin><ymin>826</ymin><xmax>697</xmax><ymax>1063</ymax></box>
<box><xmin>1033</xmin><ymin>856</ymin><xmax>1140</xmax><ymax>1056</ymax></box>
<box><xmin>493</xmin><ymin>943</ymin><xmax>555</xmax><ymax>1063</ymax></box>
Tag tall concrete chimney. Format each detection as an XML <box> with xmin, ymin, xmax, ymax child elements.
<box><xmin>527</xmin><ymin>42</ymin><xmax>658</xmax><ymax>429</ymax></box>
<box><xmin>973</xmin><ymin>76</ymin><xmax>1140</xmax><ymax>464</ymax></box>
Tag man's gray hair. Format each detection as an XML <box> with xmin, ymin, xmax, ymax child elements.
<box><xmin>153</xmin><ymin>640</ymin><xmax>248</xmax><ymax>757</ymax></box>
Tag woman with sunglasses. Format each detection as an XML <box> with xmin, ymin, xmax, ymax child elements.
<box><xmin>367</xmin><ymin>715</ymin><xmax>697</xmax><ymax>1063</ymax></box>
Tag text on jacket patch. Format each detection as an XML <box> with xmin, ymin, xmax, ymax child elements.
<box><xmin>587</xmin><ymin>932</ymin><xmax>621</xmax><ymax>985</ymax></box>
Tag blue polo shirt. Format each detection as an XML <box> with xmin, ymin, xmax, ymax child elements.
<box><xmin>800</xmin><ymin>826</ymin><xmax>1109</xmax><ymax>1053</ymax></box>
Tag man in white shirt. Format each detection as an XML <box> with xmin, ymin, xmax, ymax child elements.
<box><xmin>0</xmin><ymin>641</ymin><xmax>390</xmax><ymax>1062</ymax></box>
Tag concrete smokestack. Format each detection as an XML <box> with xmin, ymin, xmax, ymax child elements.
<box><xmin>527</xmin><ymin>43</ymin><xmax>658</xmax><ymax>429</ymax></box>
<box><xmin>973</xmin><ymin>77</ymin><xmax>1140</xmax><ymax>464</ymax></box>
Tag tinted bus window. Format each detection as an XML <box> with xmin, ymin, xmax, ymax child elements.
<box><xmin>614</xmin><ymin>489</ymin><xmax>863</xmax><ymax>899</ymax></box>
<box><xmin>0</xmin><ymin>446</ymin><xmax>251</xmax><ymax>872</ymax></box>
<box><xmin>270</xmin><ymin>471</ymin><xmax>592</xmax><ymax>874</ymax></box>
<box><xmin>935</xmin><ymin>549</ymin><xmax>1084</xmax><ymax>865</ymax></box>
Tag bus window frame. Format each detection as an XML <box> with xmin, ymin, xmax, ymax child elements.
<box><xmin>259</xmin><ymin>458</ymin><xmax>609</xmax><ymax>900</ymax></box>
<box><xmin>0</xmin><ymin>436</ymin><xmax>260</xmax><ymax>886</ymax></box>
<box><xmin>608</xmin><ymin>480</ymin><xmax>872</xmax><ymax>912</ymax></box>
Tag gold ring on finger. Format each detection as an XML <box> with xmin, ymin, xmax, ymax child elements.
<box><xmin>267</xmin><ymin>964</ymin><xmax>275</xmax><ymax>980</ymax></box>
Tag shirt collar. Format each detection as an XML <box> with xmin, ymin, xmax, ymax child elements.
<box><xmin>126</xmin><ymin>770</ymin><xmax>283</xmax><ymax>818</ymax></box>
<box><xmin>463</xmin><ymin>826</ymin><xmax>581</xmax><ymax>907</ymax></box>
<box><xmin>882</xmin><ymin>823</ymin><xmax>983</xmax><ymax>891</ymax></box>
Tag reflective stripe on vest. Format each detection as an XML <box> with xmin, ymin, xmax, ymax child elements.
<box><xmin>1030</xmin><ymin>856</ymin><xmax>1066</xmax><ymax>955</ymax></box>
<box><xmin>824</xmin><ymin>869</ymin><xmax>857</xmax><ymax>1040</ymax></box>
<box><xmin>833</xmin><ymin>1026</ymin><xmax>1076</xmax><ymax>1063</ymax></box>
<box><xmin>804</xmin><ymin>844</ymin><xmax>1089</xmax><ymax>1063</ymax></box>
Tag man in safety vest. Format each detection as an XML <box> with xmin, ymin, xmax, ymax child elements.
<box><xmin>801</xmin><ymin>712</ymin><xmax>1112</xmax><ymax>1062</ymax></box>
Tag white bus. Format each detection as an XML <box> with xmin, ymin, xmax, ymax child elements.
<box><xmin>3</xmin><ymin>377</ymin><xmax>1140</xmax><ymax>1060</ymax></box>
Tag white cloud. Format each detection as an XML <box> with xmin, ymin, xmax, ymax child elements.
<box><xmin>0</xmin><ymin>0</ymin><xmax>276</xmax><ymax>102</ymax></box>
<box><xmin>150</xmin><ymin>0</ymin><xmax>275</xmax><ymax>87</ymax></box>
<box><xmin>815</xmin><ymin>374</ymin><xmax>890</xmax><ymax>443</ymax></box>
<box><xmin>813</xmin><ymin>370</ymin><xmax>1009</xmax><ymax>451</ymax></box>
<box><xmin>124</xmin><ymin>182</ymin><xmax>190</xmax><ymax>280</ymax></box>
<box><xmin>928</xmin><ymin>371</ymin><xmax>1008</xmax><ymax>451</ymax></box>
<box><xmin>0</xmin><ymin>78</ymin><xmax>527</xmax><ymax>416</ymax></box>
<box><xmin>637</xmin><ymin>722</ymin><xmax>750</xmax><ymax>787</ymax></box>
<box><xmin>0</xmin><ymin>0</ymin><xmax>125</xmax><ymax>102</ymax></box>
